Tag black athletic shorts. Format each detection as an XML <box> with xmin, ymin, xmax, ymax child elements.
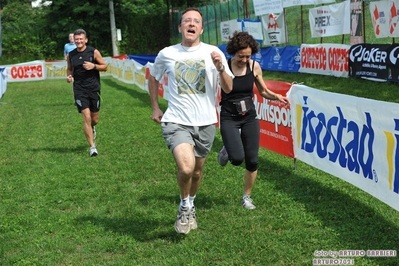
<box><xmin>74</xmin><ymin>90</ymin><xmax>101</xmax><ymax>113</ymax></box>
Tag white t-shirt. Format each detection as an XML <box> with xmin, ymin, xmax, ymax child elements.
<box><xmin>150</xmin><ymin>42</ymin><xmax>233</xmax><ymax>126</ymax></box>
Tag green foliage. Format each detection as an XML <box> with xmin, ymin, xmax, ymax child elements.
<box><xmin>0</xmin><ymin>2</ymin><xmax>53</xmax><ymax>62</ymax></box>
<box><xmin>0</xmin><ymin>0</ymin><xmax>32</xmax><ymax>8</ymax></box>
<box><xmin>121</xmin><ymin>0</ymin><xmax>167</xmax><ymax>14</ymax></box>
<box><xmin>44</xmin><ymin>0</ymin><xmax>121</xmax><ymax>58</ymax></box>
<box><xmin>0</xmin><ymin>0</ymin><xmax>171</xmax><ymax>63</ymax></box>
<box><xmin>117</xmin><ymin>13</ymin><xmax>170</xmax><ymax>54</ymax></box>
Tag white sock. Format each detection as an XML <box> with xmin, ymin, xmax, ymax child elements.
<box><xmin>180</xmin><ymin>196</ymin><xmax>190</xmax><ymax>209</ymax></box>
<box><xmin>189</xmin><ymin>195</ymin><xmax>196</xmax><ymax>208</ymax></box>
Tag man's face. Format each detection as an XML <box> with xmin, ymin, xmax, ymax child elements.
<box><xmin>69</xmin><ymin>34</ymin><xmax>75</xmax><ymax>44</ymax></box>
<box><xmin>74</xmin><ymin>34</ymin><xmax>87</xmax><ymax>48</ymax></box>
<box><xmin>179</xmin><ymin>10</ymin><xmax>203</xmax><ymax>44</ymax></box>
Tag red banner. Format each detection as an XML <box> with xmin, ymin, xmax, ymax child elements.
<box><xmin>255</xmin><ymin>80</ymin><xmax>293</xmax><ymax>158</ymax></box>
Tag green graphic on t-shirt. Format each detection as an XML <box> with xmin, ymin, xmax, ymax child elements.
<box><xmin>175</xmin><ymin>59</ymin><xmax>206</xmax><ymax>94</ymax></box>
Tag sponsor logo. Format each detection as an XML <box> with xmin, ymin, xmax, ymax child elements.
<box><xmin>296</xmin><ymin>95</ymin><xmax>399</xmax><ymax>194</ymax></box>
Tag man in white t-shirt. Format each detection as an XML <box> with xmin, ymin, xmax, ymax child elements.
<box><xmin>149</xmin><ymin>7</ymin><xmax>233</xmax><ymax>235</ymax></box>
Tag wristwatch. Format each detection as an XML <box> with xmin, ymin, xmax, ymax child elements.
<box><xmin>218</xmin><ymin>65</ymin><xmax>225</xmax><ymax>73</ymax></box>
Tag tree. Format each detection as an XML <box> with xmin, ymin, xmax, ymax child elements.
<box><xmin>0</xmin><ymin>0</ymin><xmax>32</xmax><ymax>8</ymax></box>
<box><xmin>0</xmin><ymin>0</ymin><xmax>177</xmax><ymax>63</ymax></box>
<box><xmin>0</xmin><ymin>1</ymin><xmax>56</xmax><ymax>63</ymax></box>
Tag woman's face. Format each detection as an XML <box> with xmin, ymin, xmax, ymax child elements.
<box><xmin>234</xmin><ymin>47</ymin><xmax>252</xmax><ymax>67</ymax></box>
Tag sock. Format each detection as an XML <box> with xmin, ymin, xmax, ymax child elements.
<box><xmin>243</xmin><ymin>193</ymin><xmax>250</xmax><ymax>199</ymax></box>
<box><xmin>189</xmin><ymin>195</ymin><xmax>196</xmax><ymax>208</ymax></box>
<box><xmin>180</xmin><ymin>196</ymin><xmax>190</xmax><ymax>209</ymax></box>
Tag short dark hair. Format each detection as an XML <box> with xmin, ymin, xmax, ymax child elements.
<box><xmin>226</xmin><ymin>31</ymin><xmax>259</xmax><ymax>56</ymax></box>
<box><xmin>180</xmin><ymin>8</ymin><xmax>203</xmax><ymax>25</ymax></box>
<box><xmin>74</xmin><ymin>29</ymin><xmax>87</xmax><ymax>37</ymax></box>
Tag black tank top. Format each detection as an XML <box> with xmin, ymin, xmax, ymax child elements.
<box><xmin>220</xmin><ymin>59</ymin><xmax>255</xmax><ymax>116</ymax></box>
<box><xmin>69</xmin><ymin>46</ymin><xmax>101</xmax><ymax>92</ymax></box>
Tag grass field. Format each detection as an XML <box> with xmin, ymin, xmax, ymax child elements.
<box><xmin>0</xmin><ymin>73</ymin><xmax>398</xmax><ymax>265</ymax></box>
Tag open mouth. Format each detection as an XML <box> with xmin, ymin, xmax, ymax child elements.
<box><xmin>187</xmin><ymin>29</ymin><xmax>196</xmax><ymax>34</ymax></box>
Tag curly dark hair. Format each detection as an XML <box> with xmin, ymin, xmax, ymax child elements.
<box><xmin>226</xmin><ymin>31</ymin><xmax>259</xmax><ymax>56</ymax></box>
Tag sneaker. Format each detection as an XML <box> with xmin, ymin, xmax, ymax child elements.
<box><xmin>92</xmin><ymin>126</ymin><xmax>96</xmax><ymax>140</ymax></box>
<box><xmin>242</xmin><ymin>195</ymin><xmax>256</xmax><ymax>209</ymax></box>
<box><xmin>217</xmin><ymin>146</ymin><xmax>229</xmax><ymax>166</ymax></box>
<box><xmin>174</xmin><ymin>206</ymin><xmax>190</xmax><ymax>234</ymax></box>
<box><xmin>90</xmin><ymin>145</ymin><xmax>98</xmax><ymax>157</ymax></box>
<box><xmin>189</xmin><ymin>206</ymin><xmax>197</xmax><ymax>230</ymax></box>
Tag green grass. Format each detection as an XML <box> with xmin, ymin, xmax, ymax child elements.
<box><xmin>0</xmin><ymin>75</ymin><xmax>398</xmax><ymax>265</ymax></box>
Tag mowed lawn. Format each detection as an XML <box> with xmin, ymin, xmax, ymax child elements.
<box><xmin>0</xmin><ymin>75</ymin><xmax>398</xmax><ymax>266</ymax></box>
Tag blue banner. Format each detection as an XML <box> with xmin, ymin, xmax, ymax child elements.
<box><xmin>127</xmin><ymin>54</ymin><xmax>156</xmax><ymax>65</ymax></box>
<box><xmin>218</xmin><ymin>44</ymin><xmax>301</xmax><ymax>73</ymax></box>
<box><xmin>258</xmin><ymin>46</ymin><xmax>300</xmax><ymax>73</ymax></box>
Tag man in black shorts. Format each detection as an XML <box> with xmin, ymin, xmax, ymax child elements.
<box><xmin>66</xmin><ymin>29</ymin><xmax>107</xmax><ymax>156</ymax></box>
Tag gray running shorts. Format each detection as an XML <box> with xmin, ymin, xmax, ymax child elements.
<box><xmin>161</xmin><ymin>122</ymin><xmax>216</xmax><ymax>157</ymax></box>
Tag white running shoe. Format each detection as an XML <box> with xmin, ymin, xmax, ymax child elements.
<box><xmin>174</xmin><ymin>206</ymin><xmax>190</xmax><ymax>234</ymax></box>
<box><xmin>242</xmin><ymin>195</ymin><xmax>256</xmax><ymax>209</ymax></box>
<box><xmin>217</xmin><ymin>146</ymin><xmax>229</xmax><ymax>166</ymax></box>
<box><xmin>189</xmin><ymin>206</ymin><xmax>197</xmax><ymax>230</ymax></box>
<box><xmin>90</xmin><ymin>145</ymin><xmax>98</xmax><ymax>157</ymax></box>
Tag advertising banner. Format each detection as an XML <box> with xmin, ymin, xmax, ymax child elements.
<box><xmin>255</xmin><ymin>80</ymin><xmax>294</xmax><ymax>158</ymax></box>
<box><xmin>309</xmin><ymin>0</ymin><xmax>350</xmax><ymax>38</ymax></box>
<box><xmin>289</xmin><ymin>84</ymin><xmax>399</xmax><ymax>212</ymax></box>
<box><xmin>0</xmin><ymin>60</ymin><xmax>46</xmax><ymax>82</ymax></box>
<box><xmin>350</xmin><ymin>0</ymin><xmax>364</xmax><ymax>44</ymax></box>
<box><xmin>348</xmin><ymin>43</ymin><xmax>390</xmax><ymax>81</ymax></box>
<box><xmin>369</xmin><ymin>0</ymin><xmax>399</xmax><ymax>38</ymax></box>
<box><xmin>44</xmin><ymin>60</ymin><xmax>67</xmax><ymax>80</ymax></box>
<box><xmin>220</xmin><ymin>19</ymin><xmax>241</xmax><ymax>42</ymax></box>
<box><xmin>258</xmin><ymin>45</ymin><xmax>301</xmax><ymax>73</ymax></box>
<box><xmin>261</xmin><ymin>13</ymin><xmax>287</xmax><ymax>45</ymax></box>
<box><xmin>253</xmin><ymin>0</ymin><xmax>283</xmax><ymax>16</ymax></box>
<box><xmin>299</xmin><ymin>43</ymin><xmax>350</xmax><ymax>77</ymax></box>
<box><xmin>239</xmin><ymin>19</ymin><xmax>264</xmax><ymax>42</ymax></box>
<box><xmin>0</xmin><ymin>68</ymin><xmax>6</xmax><ymax>99</ymax></box>
<box><xmin>386</xmin><ymin>43</ymin><xmax>399</xmax><ymax>82</ymax></box>
<box><xmin>219</xmin><ymin>19</ymin><xmax>264</xmax><ymax>43</ymax></box>
<box><xmin>283</xmin><ymin>0</ymin><xmax>335</xmax><ymax>8</ymax></box>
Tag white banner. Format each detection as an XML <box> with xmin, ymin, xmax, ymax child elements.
<box><xmin>390</xmin><ymin>0</ymin><xmax>399</xmax><ymax>37</ymax></box>
<box><xmin>299</xmin><ymin>43</ymin><xmax>350</xmax><ymax>77</ymax></box>
<box><xmin>309</xmin><ymin>0</ymin><xmax>350</xmax><ymax>38</ymax></box>
<box><xmin>369</xmin><ymin>0</ymin><xmax>399</xmax><ymax>38</ymax></box>
<box><xmin>288</xmin><ymin>84</ymin><xmax>399</xmax><ymax>212</ymax></box>
<box><xmin>370</xmin><ymin>1</ymin><xmax>390</xmax><ymax>38</ymax></box>
<box><xmin>0</xmin><ymin>68</ymin><xmax>6</xmax><ymax>99</ymax></box>
<box><xmin>271</xmin><ymin>0</ymin><xmax>337</xmax><ymax>9</ymax></box>
<box><xmin>262</xmin><ymin>13</ymin><xmax>287</xmax><ymax>45</ymax></box>
<box><xmin>0</xmin><ymin>60</ymin><xmax>46</xmax><ymax>82</ymax></box>
<box><xmin>0</xmin><ymin>57</ymin><xmax>148</xmax><ymax>90</ymax></box>
<box><xmin>220</xmin><ymin>19</ymin><xmax>264</xmax><ymax>43</ymax></box>
<box><xmin>220</xmin><ymin>19</ymin><xmax>241</xmax><ymax>42</ymax></box>
<box><xmin>239</xmin><ymin>19</ymin><xmax>264</xmax><ymax>42</ymax></box>
<box><xmin>254</xmin><ymin>0</ymin><xmax>283</xmax><ymax>16</ymax></box>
